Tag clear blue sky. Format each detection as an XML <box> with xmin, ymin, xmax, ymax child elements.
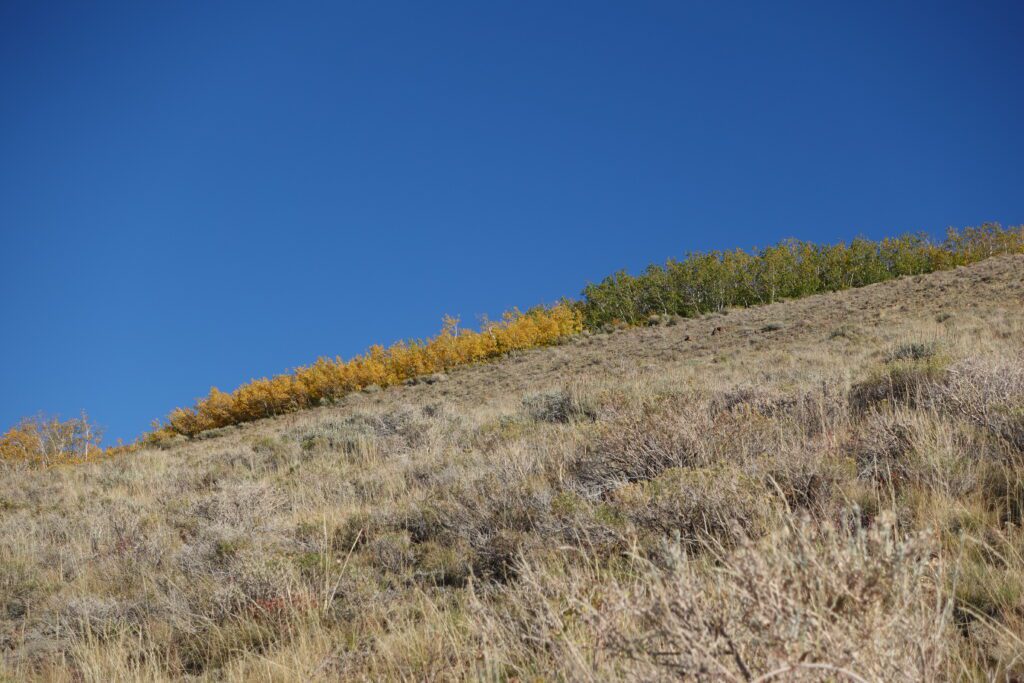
<box><xmin>2</xmin><ymin>1</ymin><xmax>1022</xmax><ymax>443</ymax></box>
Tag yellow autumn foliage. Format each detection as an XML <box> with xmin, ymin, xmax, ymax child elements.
<box><xmin>0</xmin><ymin>413</ymin><xmax>112</xmax><ymax>467</ymax></box>
<box><xmin>153</xmin><ymin>303</ymin><xmax>582</xmax><ymax>438</ymax></box>
<box><xmin>11</xmin><ymin>223</ymin><xmax>1020</xmax><ymax>461</ymax></box>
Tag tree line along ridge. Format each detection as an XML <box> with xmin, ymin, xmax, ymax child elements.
<box><xmin>2</xmin><ymin>223</ymin><xmax>1020</xmax><ymax>465</ymax></box>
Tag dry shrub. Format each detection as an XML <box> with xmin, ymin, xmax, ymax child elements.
<box><xmin>291</xmin><ymin>408</ymin><xmax>428</xmax><ymax>457</ymax></box>
<box><xmin>571</xmin><ymin>401</ymin><xmax>709</xmax><ymax>494</ymax></box>
<box><xmin>466</xmin><ymin>515</ymin><xmax>951</xmax><ymax>681</ymax></box>
<box><xmin>594</xmin><ymin>515</ymin><xmax>950</xmax><ymax>681</ymax></box>
<box><xmin>249</xmin><ymin>435</ymin><xmax>297</xmax><ymax>470</ymax></box>
<box><xmin>337</xmin><ymin>473</ymin><xmax>557</xmax><ymax>586</ymax></box>
<box><xmin>414</xmin><ymin>539</ymin><xmax>474</xmax><ymax>587</ymax></box>
<box><xmin>946</xmin><ymin>525</ymin><xmax>1024</xmax><ymax>679</ymax></box>
<box><xmin>522</xmin><ymin>385</ymin><xmax>597</xmax><ymax>424</ymax></box>
<box><xmin>364</xmin><ymin>531</ymin><xmax>414</xmax><ymax>575</ymax></box>
<box><xmin>547</xmin><ymin>491</ymin><xmax>635</xmax><ymax>557</ymax></box>
<box><xmin>886</xmin><ymin>341</ymin><xmax>940</xmax><ymax>363</ymax></box>
<box><xmin>849</xmin><ymin>353</ymin><xmax>949</xmax><ymax>413</ymax></box>
<box><xmin>935</xmin><ymin>356</ymin><xmax>1024</xmax><ymax>453</ymax></box>
<box><xmin>849</xmin><ymin>411</ymin><xmax>918</xmax><ymax>488</ymax></box>
<box><xmin>978</xmin><ymin>458</ymin><xmax>1024</xmax><ymax>526</ymax></box>
<box><xmin>613</xmin><ymin>465</ymin><xmax>774</xmax><ymax>551</ymax></box>
<box><xmin>753</xmin><ymin>446</ymin><xmax>849</xmax><ymax>514</ymax></box>
<box><xmin>715</xmin><ymin>385</ymin><xmax>798</xmax><ymax>417</ymax></box>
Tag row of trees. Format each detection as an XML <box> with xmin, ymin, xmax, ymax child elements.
<box><xmin>4</xmin><ymin>223</ymin><xmax>1021</xmax><ymax>463</ymax></box>
<box><xmin>0</xmin><ymin>413</ymin><xmax>105</xmax><ymax>467</ymax></box>
<box><xmin>578</xmin><ymin>224</ymin><xmax>1024</xmax><ymax>327</ymax></box>
<box><xmin>156</xmin><ymin>304</ymin><xmax>583</xmax><ymax>438</ymax></box>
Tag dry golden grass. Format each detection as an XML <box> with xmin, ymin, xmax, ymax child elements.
<box><xmin>1</xmin><ymin>255</ymin><xmax>1023</xmax><ymax>681</ymax></box>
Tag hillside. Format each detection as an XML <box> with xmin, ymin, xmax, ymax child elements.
<box><xmin>2</xmin><ymin>254</ymin><xmax>1023</xmax><ymax>680</ymax></box>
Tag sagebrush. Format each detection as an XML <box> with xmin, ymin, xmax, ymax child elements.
<box><xmin>1</xmin><ymin>253</ymin><xmax>1022</xmax><ymax>680</ymax></box>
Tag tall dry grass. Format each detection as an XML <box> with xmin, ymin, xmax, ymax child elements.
<box><xmin>1</xmin><ymin>252</ymin><xmax>1022</xmax><ymax>681</ymax></box>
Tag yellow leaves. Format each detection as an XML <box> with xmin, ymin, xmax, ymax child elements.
<box><xmin>0</xmin><ymin>413</ymin><xmax>107</xmax><ymax>468</ymax></box>
<box><xmin>167</xmin><ymin>406</ymin><xmax>201</xmax><ymax>437</ymax></box>
<box><xmin>8</xmin><ymin>224</ymin><xmax>1018</xmax><ymax>460</ymax></box>
<box><xmin>0</xmin><ymin>422</ymin><xmax>42</xmax><ymax>462</ymax></box>
<box><xmin>0</xmin><ymin>304</ymin><xmax>582</xmax><ymax>459</ymax></box>
<box><xmin>155</xmin><ymin>303</ymin><xmax>583</xmax><ymax>437</ymax></box>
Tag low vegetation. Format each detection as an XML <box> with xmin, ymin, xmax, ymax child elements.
<box><xmin>0</xmin><ymin>252</ymin><xmax>1021</xmax><ymax>680</ymax></box>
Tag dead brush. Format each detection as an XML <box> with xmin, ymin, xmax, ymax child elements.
<box><xmin>849</xmin><ymin>352</ymin><xmax>950</xmax><ymax>413</ymax></box>
<box><xmin>593</xmin><ymin>514</ymin><xmax>951</xmax><ymax>681</ymax></box>
<box><xmin>463</xmin><ymin>513</ymin><xmax>953</xmax><ymax>681</ymax></box>
<box><xmin>949</xmin><ymin>527</ymin><xmax>1024</xmax><ymax>679</ymax></box>
<box><xmin>570</xmin><ymin>401</ymin><xmax>710</xmax><ymax>495</ymax></box>
<box><xmin>752</xmin><ymin>446</ymin><xmax>849</xmax><ymax>514</ymax></box>
<box><xmin>522</xmin><ymin>384</ymin><xmax>598</xmax><ymax>424</ymax></box>
<box><xmin>848</xmin><ymin>411</ymin><xmax>919</xmax><ymax>489</ymax></box>
<box><xmin>611</xmin><ymin>464</ymin><xmax>776</xmax><ymax>552</ymax></box>
<box><xmin>934</xmin><ymin>355</ymin><xmax>1024</xmax><ymax>453</ymax></box>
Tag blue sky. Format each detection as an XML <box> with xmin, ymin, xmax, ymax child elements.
<box><xmin>2</xmin><ymin>1</ymin><xmax>1022</xmax><ymax>442</ymax></box>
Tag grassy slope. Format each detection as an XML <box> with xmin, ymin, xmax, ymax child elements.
<box><xmin>2</xmin><ymin>255</ymin><xmax>1023</xmax><ymax>680</ymax></box>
